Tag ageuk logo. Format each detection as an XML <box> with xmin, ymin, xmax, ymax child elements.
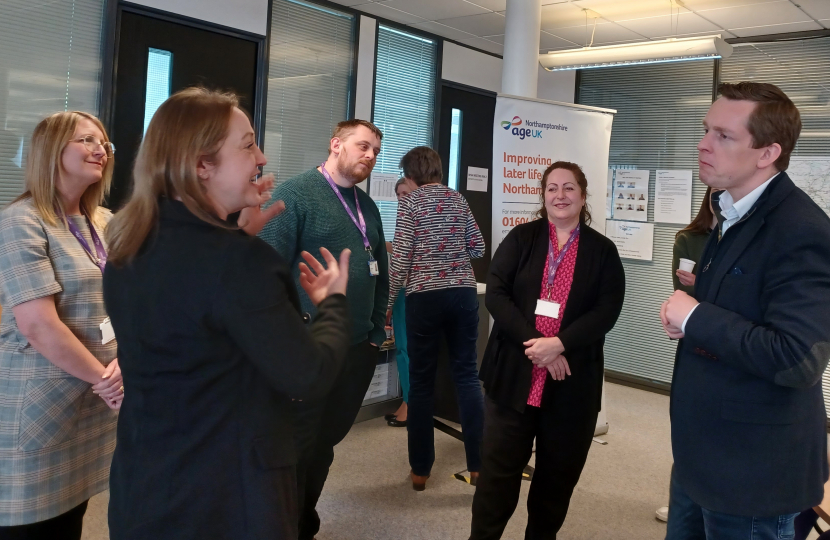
<box><xmin>500</xmin><ymin>116</ymin><xmax>568</xmax><ymax>140</ymax></box>
<box><xmin>501</xmin><ymin>116</ymin><xmax>522</xmax><ymax>129</ymax></box>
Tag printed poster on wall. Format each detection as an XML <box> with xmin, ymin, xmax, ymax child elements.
<box><xmin>605</xmin><ymin>220</ymin><xmax>654</xmax><ymax>261</ymax></box>
<box><xmin>611</xmin><ymin>169</ymin><xmax>649</xmax><ymax>222</ymax></box>
<box><xmin>492</xmin><ymin>95</ymin><xmax>616</xmax><ymax>248</ymax></box>
<box><xmin>654</xmin><ymin>170</ymin><xmax>693</xmax><ymax>224</ymax></box>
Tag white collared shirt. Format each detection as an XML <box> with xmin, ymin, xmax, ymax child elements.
<box><xmin>718</xmin><ymin>172</ymin><xmax>779</xmax><ymax>236</ymax></box>
<box><xmin>680</xmin><ymin>172</ymin><xmax>779</xmax><ymax>333</ymax></box>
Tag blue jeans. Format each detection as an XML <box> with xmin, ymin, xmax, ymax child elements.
<box><xmin>666</xmin><ymin>470</ymin><xmax>799</xmax><ymax>540</ymax></box>
<box><xmin>391</xmin><ymin>290</ymin><xmax>409</xmax><ymax>402</ymax></box>
<box><xmin>406</xmin><ymin>287</ymin><xmax>484</xmax><ymax>477</ymax></box>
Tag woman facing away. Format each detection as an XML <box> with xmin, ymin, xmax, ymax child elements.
<box><xmin>386</xmin><ymin>146</ymin><xmax>486</xmax><ymax>491</ymax></box>
<box><xmin>102</xmin><ymin>87</ymin><xmax>352</xmax><ymax>540</ymax></box>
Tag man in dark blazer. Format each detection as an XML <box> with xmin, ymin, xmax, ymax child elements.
<box><xmin>661</xmin><ymin>82</ymin><xmax>830</xmax><ymax>539</ymax></box>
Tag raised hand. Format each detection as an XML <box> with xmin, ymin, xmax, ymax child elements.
<box><xmin>299</xmin><ymin>247</ymin><xmax>351</xmax><ymax>306</ymax></box>
<box><xmin>239</xmin><ymin>174</ymin><xmax>285</xmax><ymax>236</ymax></box>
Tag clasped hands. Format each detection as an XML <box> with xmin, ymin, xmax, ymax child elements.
<box><xmin>660</xmin><ymin>290</ymin><xmax>700</xmax><ymax>339</ymax></box>
<box><xmin>523</xmin><ymin>336</ymin><xmax>571</xmax><ymax>381</ymax></box>
<box><xmin>93</xmin><ymin>358</ymin><xmax>123</xmax><ymax>410</ymax></box>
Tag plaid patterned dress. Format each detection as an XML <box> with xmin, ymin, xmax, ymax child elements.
<box><xmin>0</xmin><ymin>198</ymin><xmax>117</xmax><ymax>525</ymax></box>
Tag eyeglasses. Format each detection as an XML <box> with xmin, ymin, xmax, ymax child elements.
<box><xmin>68</xmin><ymin>135</ymin><xmax>115</xmax><ymax>156</ymax></box>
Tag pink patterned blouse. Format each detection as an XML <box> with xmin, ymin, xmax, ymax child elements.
<box><xmin>527</xmin><ymin>221</ymin><xmax>580</xmax><ymax>407</ymax></box>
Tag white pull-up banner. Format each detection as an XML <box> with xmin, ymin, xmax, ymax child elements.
<box><xmin>492</xmin><ymin>95</ymin><xmax>615</xmax><ymax>247</ymax></box>
<box><xmin>491</xmin><ymin>95</ymin><xmax>616</xmax><ymax>435</ymax></box>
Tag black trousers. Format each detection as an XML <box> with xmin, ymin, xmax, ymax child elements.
<box><xmin>293</xmin><ymin>340</ymin><xmax>379</xmax><ymax>540</ymax></box>
<box><xmin>470</xmin><ymin>395</ymin><xmax>597</xmax><ymax>540</ymax></box>
<box><xmin>0</xmin><ymin>500</ymin><xmax>88</xmax><ymax>540</ymax></box>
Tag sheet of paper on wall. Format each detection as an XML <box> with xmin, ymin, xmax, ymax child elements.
<box><xmin>363</xmin><ymin>363</ymin><xmax>389</xmax><ymax>401</ymax></box>
<box><xmin>606</xmin><ymin>169</ymin><xmax>614</xmax><ymax>219</ymax></box>
<box><xmin>612</xmin><ymin>169</ymin><xmax>649</xmax><ymax>222</ymax></box>
<box><xmin>466</xmin><ymin>166</ymin><xmax>489</xmax><ymax>192</ymax></box>
<box><xmin>654</xmin><ymin>170</ymin><xmax>693</xmax><ymax>224</ymax></box>
<box><xmin>605</xmin><ymin>220</ymin><xmax>654</xmax><ymax>261</ymax></box>
<box><xmin>369</xmin><ymin>172</ymin><xmax>399</xmax><ymax>201</ymax></box>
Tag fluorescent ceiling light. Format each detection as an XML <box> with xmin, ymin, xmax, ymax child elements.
<box><xmin>539</xmin><ymin>35</ymin><xmax>733</xmax><ymax>71</ymax></box>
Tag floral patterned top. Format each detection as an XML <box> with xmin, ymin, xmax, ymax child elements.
<box><xmin>388</xmin><ymin>184</ymin><xmax>485</xmax><ymax>308</ymax></box>
<box><xmin>527</xmin><ymin>221</ymin><xmax>580</xmax><ymax>407</ymax></box>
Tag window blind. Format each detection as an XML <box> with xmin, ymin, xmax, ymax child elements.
<box><xmin>0</xmin><ymin>0</ymin><xmax>105</xmax><ymax>207</ymax></box>
<box><xmin>372</xmin><ymin>25</ymin><xmax>437</xmax><ymax>237</ymax></box>
<box><xmin>720</xmin><ymin>37</ymin><xmax>830</xmax><ymax>415</ymax></box>
<box><xmin>263</xmin><ymin>0</ymin><xmax>355</xmax><ymax>184</ymax></box>
<box><xmin>577</xmin><ymin>60</ymin><xmax>716</xmax><ymax>385</ymax></box>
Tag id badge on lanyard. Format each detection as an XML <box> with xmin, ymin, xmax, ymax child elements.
<box><xmin>320</xmin><ymin>163</ymin><xmax>378</xmax><ymax>277</ymax></box>
<box><xmin>535</xmin><ymin>225</ymin><xmax>579</xmax><ymax>320</ymax></box>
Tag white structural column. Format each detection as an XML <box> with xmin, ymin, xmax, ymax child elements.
<box><xmin>501</xmin><ymin>0</ymin><xmax>542</xmax><ymax>98</ymax></box>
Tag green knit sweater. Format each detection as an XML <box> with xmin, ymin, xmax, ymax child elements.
<box><xmin>259</xmin><ymin>168</ymin><xmax>389</xmax><ymax>347</ymax></box>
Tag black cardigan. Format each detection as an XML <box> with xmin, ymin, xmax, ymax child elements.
<box><xmin>480</xmin><ymin>218</ymin><xmax>625</xmax><ymax>416</ymax></box>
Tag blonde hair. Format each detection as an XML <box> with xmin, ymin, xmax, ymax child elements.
<box><xmin>15</xmin><ymin>111</ymin><xmax>113</xmax><ymax>228</ymax></box>
<box><xmin>106</xmin><ymin>87</ymin><xmax>238</xmax><ymax>266</ymax></box>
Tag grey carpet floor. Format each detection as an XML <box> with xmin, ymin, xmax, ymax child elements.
<box><xmin>82</xmin><ymin>382</ymin><xmax>823</xmax><ymax>539</ymax></box>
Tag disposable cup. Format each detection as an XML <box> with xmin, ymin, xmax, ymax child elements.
<box><xmin>678</xmin><ymin>258</ymin><xmax>695</xmax><ymax>273</ymax></box>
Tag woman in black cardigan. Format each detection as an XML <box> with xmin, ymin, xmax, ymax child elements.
<box><xmin>470</xmin><ymin>162</ymin><xmax>625</xmax><ymax>540</ymax></box>
<box><xmin>102</xmin><ymin>88</ymin><xmax>352</xmax><ymax>540</ymax></box>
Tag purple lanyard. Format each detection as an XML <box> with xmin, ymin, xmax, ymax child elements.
<box><xmin>65</xmin><ymin>213</ymin><xmax>107</xmax><ymax>274</ymax></box>
<box><xmin>546</xmin><ymin>224</ymin><xmax>579</xmax><ymax>293</ymax></box>
<box><xmin>320</xmin><ymin>163</ymin><xmax>371</xmax><ymax>252</ymax></box>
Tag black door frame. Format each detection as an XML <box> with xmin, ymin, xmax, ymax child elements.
<box><xmin>99</xmin><ymin>1</ymin><xmax>271</xmax><ymax>148</ymax></box>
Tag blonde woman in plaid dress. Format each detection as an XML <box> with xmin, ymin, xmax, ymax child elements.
<box><xmin>0</xmin><ymin>112</ymin><xmax>124</xmax><ymax>539</ymax></box>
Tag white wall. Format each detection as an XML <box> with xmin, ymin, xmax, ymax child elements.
<box><xmin>129</xmin><ymin>0</ymin><xmax>269</xmax><ymax>35</ymax></box>
<box><xmin>354</xmin><ymin>16</ymin><xmax>377</xmax><ymax>122</ymax></box>
<box><xmin>441</xmin><ymin>42</ymin><xmax>502</xmax><ymax>94</ymax></box>
<box><xmin>441</xmin><ymin>41</ymin><xmax>575</xmax><ymax>102</ymax></box>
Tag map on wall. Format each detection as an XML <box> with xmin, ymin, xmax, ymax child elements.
<box><xmin>788</xmin><ymin>157</ymin><xmax>830</xmax><ymax>217</ymax></box>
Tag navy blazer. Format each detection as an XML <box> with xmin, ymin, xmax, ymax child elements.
<box><xmin>672</xmin><ymin>173</ymin><xmax>830</xmax><ymax>516</ymax></box>
<box><xmin>480</xmin><ymin>219</ymin><xmax>625</xmax><ymax>424</ymax></box>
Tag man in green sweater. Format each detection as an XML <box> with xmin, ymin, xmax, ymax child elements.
<box><xmin>259</xmin><ymin>119</ymin><xmax>388</xmax><ymax>540</ymax></box>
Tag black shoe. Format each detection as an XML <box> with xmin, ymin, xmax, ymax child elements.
<box><xmin>384</xmin><ymin>413</ymin><xmax>397</xmax><ymax>421</ymax></box>
<box><xmin>387</xmin><ymin>418</ymin><xmax>407</xmax><ymax>427</ymax></box>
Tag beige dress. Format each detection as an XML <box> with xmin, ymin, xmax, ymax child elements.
<box><xmin>0</xmin><ymin>198</ymin><xmax>117</xmax><ymax>525</ymax></box>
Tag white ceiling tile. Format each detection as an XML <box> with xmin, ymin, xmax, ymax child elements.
<box><xmin>728</xmin><ymin>20</ymin><xmax>823</xmax><ymax>36</ymax></box>
<box><xmin>615</xmin><ymin>11</ymin><xmax>723</xmax><ymax>38</ymax></box>
<box><xmin>456</xmin><ymin>36</ymin><xmax>505</xmax><ymax>54</ymax></box>
<box><xmin>483</xmin><ymin>33</ymin><xmax>504</xmax><ymax>44</ymax></box>
<box><xmin>464</xmin><ymin>0</ymin><xmax>506</xmax><ymax>10</ymax></box>
<box><xmin>435</xmin><ymin>12</ymin><xmax>506</xmax><ymax>36</ymax></box>
<box><xmin>324</xmin><ymin>0</ymin><xmax>374</xmax><ymax>6</ymax></box>
<box><xmin>540</xmin><ymin>2</ymin><xmax>593</xmax><ymax>30</ymax></box>
<box><xmin>539</xmin><ymin>31</ymin><xmax>581</xmax><ymax>51</ymax></box>
<box><xmin>409</xmin><ymin>20</ymin><xmax>478</xmax><ymax>40</ymax></box>
<box><xmin>546</xmin><ymin>21</ymin><xmax>648</xmax><ymax>45</ymax></box>
<box><xmin>352</xmin><ymin>2</ymin><xmax>426</xmax><ymax>24</ymax></box>
<box><xmin>697</xmin><ymin>1</ymin><xmax>814</xmax><ymax>28</ymax></box>
<box><xmin>679</xmin><ymin>0</ymin><xmax>784</xmax><ymax>8</ymax></box>
<box><xmin>381</xmin><ymin>0</ymin><xmax>490</xmax><ymax>20</ymax></box>
<box><xmin>574</xmin><ymin>0</ymin><xmax>682</xmax><ymax>20</ymax></box>
<box><xmin>792</xmin><ymin>0</ymin><xmax>830</xmax><ymax>21</ymax></box>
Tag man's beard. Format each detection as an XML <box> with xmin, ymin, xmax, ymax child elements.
<box><xmin>337</xmin><ymin>148</ymin><xmax>373</xmax><ymax>184</ymax></box>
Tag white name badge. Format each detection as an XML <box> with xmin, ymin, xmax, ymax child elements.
<box><xmin>535</xmin><ymin>299</ymin><xmax>561</xmax><ymax>319</ymax></box>
<box><xmin>368</xmin><ymin>259</ymin><xmax>379</xmax><ymax>277</ymax></box>
<box><xmin>100</xmin><ymin>317</ymin><xmax>115</xmax><ymax>345</ymax></box>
